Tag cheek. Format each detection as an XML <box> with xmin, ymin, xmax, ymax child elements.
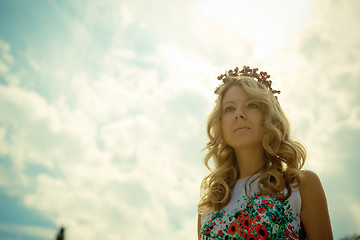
<box><xmin>221</xmin><ymin>116</ymin><xmax>232</xmax><ymax>138</ymax></box>
<box><xmin>221</xmin><ymin>115</ymin><xmax>230</xmax><ymax>128</ymax></box>
<box><xmin>256</xmin><ymin>112</ymin><xmax>264</xmax><ymax>126</ymax></box>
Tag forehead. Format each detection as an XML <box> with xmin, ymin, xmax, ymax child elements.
<box><xmin>222</xmin><ymin>85</ymin><xmax>250</xmax><ymax>104</ymax></box>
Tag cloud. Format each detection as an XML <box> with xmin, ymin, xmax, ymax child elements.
<box><xmin>1</xmin><ymin>0</ymin><xmax>360</xmax><ymax>239</ymax></box>
<box><xmin>0</xmin><ymin>25</ymin><xmax>208</xmax><ymax>239</ymax></box>
<box><xmin>0</xmin><ymin>223</ymin><xmax>54</xmax><ymax>239</ymax></box>
<box><xmin>268</xmin><ymin>0</ymin><xmax>360</xmax><ymax>235</ymax></box>
<box><xmin>0</xmin><ymin>40</ymin><xmax>13</xmax><ymax>74</ymax></box>
<box><xmin>0</xmin><ymin>73</ymin><xmax>203</xmax><ymax>238</ymax></box>
<box><xmin>262</xmin><ymin>0</ymin><xmax>360</xmax><ymax>173</ymax></box>
<box><xmin>192</xmin><ymin>0</ymin><xmax>311</xmax><ymax>58</ymax></box>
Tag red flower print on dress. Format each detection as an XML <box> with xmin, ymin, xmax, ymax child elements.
<box><xmin>200</xmin><ymin>188</ymin><xmax>305</xmax><ymax>240</ymax></box>
<box><xmin>258</xmin><ymin>207</ymin><xmax>266</xmax><ymax>214</ymax></box>
<box><xmin>239</xmin><ymin>229</ymin><xmax>246</xmax><ymax>238</ymax></box>
<box><xmin>239</xmin><ymin>215</ymin><xmax>252</xmax><ymax>229</ymax></box>
<box><xmin>268</xmin><ymin>202</ymin><xmax>274</xmax><ymax>208</ymax></box>
<box><xmin>246</xmin><ymin>232</ymin><xmax>257</xmax><ymax>240</ymax></box>
<box><xmin>255</xmin><ymin>224</ymin><xmax>269</xmax><ymax>240</ymax></box>
<box><xmin>228</xmin><ymin>222</ymin><xmax>238</xmax><ymax>235</ymax></box>
<box><xmin>237</xmin><ymin>213</ymin><xmax>244</xmax><ymax>223</ymax></box>
<box><xmin>248</xmin><ymin>203</ymin><xmax>254</xmax><ymax>208</ymax></box>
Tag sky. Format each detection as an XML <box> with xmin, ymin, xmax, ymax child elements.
<box><xmin>0</xmin><ymin>0</ymin><xmax>359</xmax><ymax>239</ymax></box>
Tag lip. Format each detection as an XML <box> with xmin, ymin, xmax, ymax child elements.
<box><xmin>233</xmin><ymin>127</ymin><xmax>250</xmax><ymax>132</ymax></box>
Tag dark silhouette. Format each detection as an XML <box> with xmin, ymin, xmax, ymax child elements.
<box><xmin>56</xmin><ymin>227</ymin><xmax>65</xmax><ymax>240</ymax></box>
<box><xmin>340</xmin><ymin>233</ymin><xmax>360</xmax><ymax>240</ymax></box>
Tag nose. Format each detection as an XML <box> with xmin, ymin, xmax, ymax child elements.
<box><xmin>234</xmin><ymin>107</ymin><xmax>246</xmax><ymax>121</ymax></box>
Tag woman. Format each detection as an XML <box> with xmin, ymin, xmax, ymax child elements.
<box><xmin>198</xmin><ymin>66</ymin><xmax>333</xmax><ymax>239</ymax></box>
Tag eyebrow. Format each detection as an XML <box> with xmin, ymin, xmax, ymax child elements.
<box><xmin>222</xmin><ymin>100</ymin><xmax>235</xmax><ymax>106</ymax></box>
<box><xmin>222</xmin><ymin>98</ymin><xmax>252</xmax><ymax>106</ymax></box>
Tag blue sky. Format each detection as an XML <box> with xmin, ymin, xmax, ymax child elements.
<box><xmin>0</xmin><ymin>0</ymin><xmax>359</xmax><ymax>239</ymax></box>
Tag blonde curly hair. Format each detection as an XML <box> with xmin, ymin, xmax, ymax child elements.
<box><xmin>198</xmin><ymin>75</ymin><xmax>306</xmax><ymax>213</ymax></box>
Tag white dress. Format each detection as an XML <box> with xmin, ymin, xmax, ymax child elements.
<box><xmin>200</xmin><ymin>174</ymin><xmax>306</xmax><ymax>239</ymax></box>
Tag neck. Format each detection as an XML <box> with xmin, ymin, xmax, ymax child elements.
<box><xmin>234</xmin><ymin>145</ymin><xmax>265</xmax><ymax>179</ymax></box>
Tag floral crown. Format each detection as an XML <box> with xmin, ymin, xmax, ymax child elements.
<box><xmin>214</xmin><ymin>66</ymin><xmax>281</xmax><ymax>96</ymax></box>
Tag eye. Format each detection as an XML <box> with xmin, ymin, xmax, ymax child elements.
<box><xmin>248</xmin><ymin>103</ymin><xmax>259</xmax><ymax>108</ymax></box>
<box><xmin>224</xmin><ymin>106</ymin><xmax>235</xmax><ymax>113</ymax></box>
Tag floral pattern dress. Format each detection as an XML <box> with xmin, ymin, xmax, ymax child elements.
<box><xmin>200</xmin><ymin>175</ymin><xmax>306</xmax><ymax>240</ymax></box>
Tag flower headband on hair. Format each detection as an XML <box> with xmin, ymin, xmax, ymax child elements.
<box><xmin>214</xmin><ymin>66</ymin><xmax>281</xmax><ymax>96</ymax></box>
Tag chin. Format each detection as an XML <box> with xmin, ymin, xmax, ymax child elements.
<box><xmin>229</xmin><ymin>141</ymin><xmax>263</xmax><ymax>149</ymax></box>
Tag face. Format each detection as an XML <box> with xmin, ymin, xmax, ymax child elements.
<box><xmin>221</xmin><ymin>85</ymin><xmax>264</xmax><ymax>149</ymax></box>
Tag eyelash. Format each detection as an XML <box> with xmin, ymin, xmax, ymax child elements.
<box><xmin>248</xmin><ymin>103</ymin><xmax>259</xmax><ymax>108</ymax></box>
<box><xmin>225</xmin><ymin>106</ymin><xmax>235</xmax><ymax>113</ymax></box>
<box><xmin>224</xmin><ymin>103</ymin><xmax>259</xmax><ymax>113</ymax></box>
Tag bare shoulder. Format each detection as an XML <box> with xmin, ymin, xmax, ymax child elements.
<box><xmin>299</xmin><ymin>169</ymin><xmax>326</xmax><ymax>210</ymax></box>
<box><xmin>301</xmin><ymin>169</ymin><xmax>321</xmax><ymax>180</ymax></box>
<box><xmin>300</xmin><ymin>170</ymin><xmax>322</xmax><ymax>191</ymax></box>
<box><xmin>299</xmin><ymin>170</ymin><xmax>333</xmax><ymax>239</ymax></box>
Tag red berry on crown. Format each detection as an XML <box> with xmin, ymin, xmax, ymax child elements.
<box><xmin>215</xmin><ymin>65</ymin><xmax>281</xmax><ymax>96</ymax></box>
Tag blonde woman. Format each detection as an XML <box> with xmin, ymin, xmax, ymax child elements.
<box><xmin>198</xmin><ymin>66</ymin><xmax>333</xmax><ymax>239</ymax></box>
